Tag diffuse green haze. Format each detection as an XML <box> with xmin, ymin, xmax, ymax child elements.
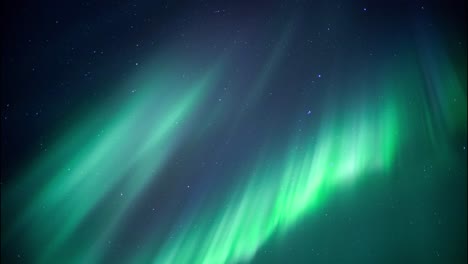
<box><xmin>147</xmin><ymin>47</ymin><xmax>465</xmax><ymax>264</ymax></box>
<box><xmin>3</xmin><ymin>56</ymin><xmax>228</xmax><ymax>263</ymax></box>
<box><xmin>77</xmin><ymin>62</ymin><xmax>228</xmax><ymax>264</ymax></box>
<box><xmin>150</xmin><ymin>97</ymin><xmax>400</xmax><ymax>264</ymax></box>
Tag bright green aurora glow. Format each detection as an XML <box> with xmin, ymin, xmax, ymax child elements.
<box><xmin>1</xmin><ymin>16</ymin><xmax>466</xmax><ymax>264</ymax></box>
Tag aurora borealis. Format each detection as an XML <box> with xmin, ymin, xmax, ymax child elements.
<box><xmin>1</xmin><ymin>1</ymin><xmax>466</xmax><ymax>264</ymax></box>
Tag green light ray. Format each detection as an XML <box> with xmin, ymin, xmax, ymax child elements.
<box><xmin>76</xmin><ymin>63</ymin><xmax>227</xmax><ymax>264</ymax></box>
<box><xmin>150</xmin><ymin>97</ymin><xmax>401</xmax><ymax>264</ymax></box>
<box><xmin>4</xmin><ymin>56</ymin><xmax>228</xmax><ymax>264</ymax></box>
<box><xmin>147</xmin><ymin>45</ymin><xmax>465</xmax><ymax>264</ymax></box>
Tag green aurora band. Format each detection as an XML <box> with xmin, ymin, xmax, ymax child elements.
<box><xmin>1</xmin><ymin>31</ymin><xmax>466</xmax><ymax>264</ymax></box>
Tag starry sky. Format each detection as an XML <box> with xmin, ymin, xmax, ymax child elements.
<box><xmin>1</xmin><ymin>1</ymin><xmax>467</xmax><ymax>263</ymax></box>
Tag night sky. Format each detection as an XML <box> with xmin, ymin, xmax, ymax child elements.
<box><xmin>1</xmin><ymin>1</ymin><xmax>467</xmax><ymax>263</ymax></box>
